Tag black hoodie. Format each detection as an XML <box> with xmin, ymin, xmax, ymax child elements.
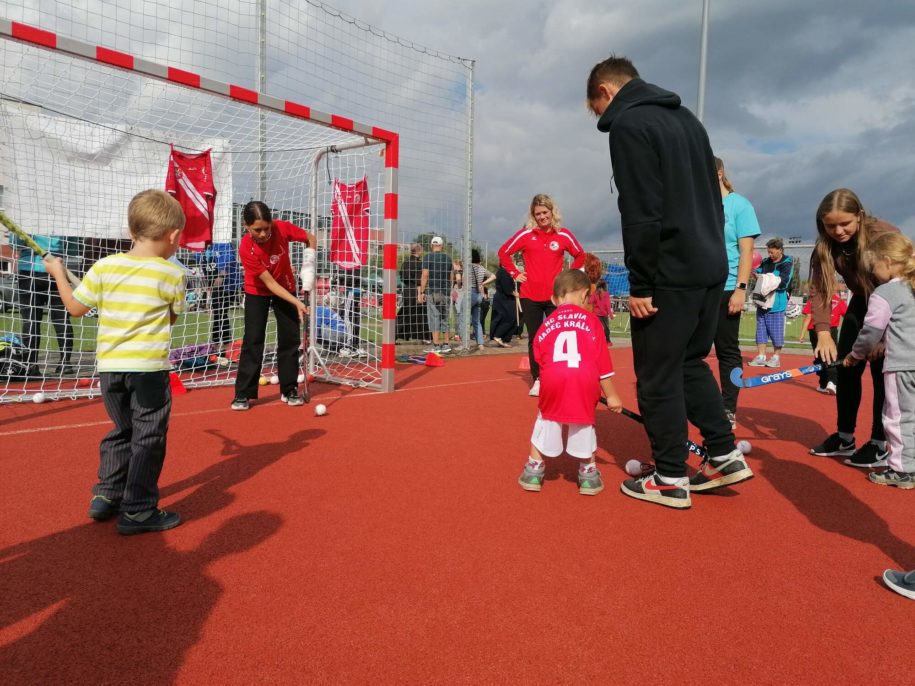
<box><xmin>597</xmin><ymin>78</ymin><xmax>726</xmax><ymax>296</ymax></box>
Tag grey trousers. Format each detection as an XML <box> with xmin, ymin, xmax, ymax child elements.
<box><xmin>884</xmin><ymin>370</ymin><xmax>915</xmax><ymax>474</ymax></box>
<box><xmin>96</xmin><ymin>371</ymin><xmax>172</xmax><ymax>513</ymax></box>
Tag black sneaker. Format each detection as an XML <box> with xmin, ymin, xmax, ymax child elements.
<box><xmin>620</xmin><ymin>470</ymin><xmax>691</xmax><ymax>509</ymax></box>
<box><xmin>117</xmin><ymin>509</ymin><xmax>182</xmax><ymax>535</ymax></box>
<box><xmin>689</xmin><ymin>449</ymin><xmax>754</xmax><ymax>492</ymax></box>
<box><xmin>844</xmin><ymin>442</ymin><xmax>889</xmax><ymax>468</ymax></box>
<box><xmin>282</xmin><ymin>389</ymin><xmax>305</xmax><ymax>407</ymax></box>
<box><xmin>230</xmin><ymin>397</ymin><xmax>250</xmax><ymax>411</ymax></box>
<box><xmin>883</xmin><ymin>569</ymin><xmax>915</xmax><ymax>600</ymax></box>
<box><xmin>88</xmin><ymin>495</ymin><xmax>120</xmax><ymax>521</ymax></box>
<box><xmin>809</xmin><ymin>433</ymin><xmax>855</xmax><ymax>457</ymax></box>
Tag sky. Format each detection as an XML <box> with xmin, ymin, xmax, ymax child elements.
<box><xmin>331</xmin><ymin>0</ymin><xmax>915</xmax><ymax>250</ymax></box>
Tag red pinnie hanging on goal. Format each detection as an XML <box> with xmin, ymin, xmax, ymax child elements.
<box><xmin>330</xmin><ymin>177</ymin><xmax>370</xmax><ymax>269</ymax></box>
<box><xmin>166</xmin><ymin>145</ymin><xmax>216</xmax><ymax>251</ymax></box>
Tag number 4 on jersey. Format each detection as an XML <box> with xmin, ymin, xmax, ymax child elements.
<box><xmin>552</xmin><ymin>330</ymin><xmax>581</xmax><ymax>368</ymax></box>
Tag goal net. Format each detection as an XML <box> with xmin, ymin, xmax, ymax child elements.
<box><xmin>0</xmin><ymin>19</ymin><xmax>397</xmax><ymax>403</ymax></box>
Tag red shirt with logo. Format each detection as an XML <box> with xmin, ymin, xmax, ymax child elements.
<box><xmin>166</xmin><ymin>146</ymin><xmax>216</xmax><ymax>251</ymax></box>
<box><xmin>239</xmin><ymin>220</ymin><xmax>310</xmax><ymax>296</ymax></box>
<box><xmin>534</xmin><ymin>304</ymin><xmax>614</xmax><ymax>425</ymax></box>
<box><xmin>802</xmin><ymin>294</ymin><xmax>847</xmax><ymax>330</ymax></box>
<box><xmin>498</xmin><ymin>226</ymin><xmax>585</xmax><ymax>301</ymax></box>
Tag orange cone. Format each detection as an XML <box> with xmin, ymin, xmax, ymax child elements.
<box><xmin>518</xmin><ymin>356</ymin><xmax>530</xmax><ymax>370</ymax></box>
<box><xmin>169</xmin><ymin>372</ymin><xmax>188</xmax><ymax>395</ymax></box>
<box><xmin>424</xmin><ymin>353</ymin><xmax>445</xmax><ymax>367</ymax></box>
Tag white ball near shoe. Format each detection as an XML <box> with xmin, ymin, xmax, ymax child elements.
<box><xmin>625</xmin><ymin>459</ymin><xmax>642</xmax><ymax>476</ymax></box>
<box><xmin>297</xmin><ymin>373</ymin><xmax>305</xmax><ymax>383</ymax></box>
<box><xmin>269</xmin><ymin>374</ymin><xmax>279</xmax><ymax>385</ymax></box>
<box><xmin>315</xmin><ymin>403</ymin><xmax>327</xmax><ymax>416</ymax></box>
<box><xmin>32</xmin><ymin>391</ymin><xmax>47</xmax><ymax>404</ymax></box>
<box><xmin>737</xmin><ymin>440</ymin><xmax>752</xmax><ymax>454</ymax></box>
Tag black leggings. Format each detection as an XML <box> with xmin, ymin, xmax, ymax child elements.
<box><xmin>520</xmin><ymin>298</ymin><xmax>555</xmax><ymax>380</ymax></box>
<box><xmin>713</xmin><ymin>289</ymin><xmax>743</xmax><ymax>414</ymax></box>
<box><xmin>17</xmin><ymin>271</ymin><xmax>73</xmax><ymax>367</ymax></box>
<box><xmin>835</xmin><ymin>294</ymin><xmax>885</xmax><ymax>441</ymax></box>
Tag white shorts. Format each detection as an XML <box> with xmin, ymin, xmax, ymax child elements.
<box><xmin>530</xmin><ymin>414</ymin><xmax>597</xmax><ymax>459</ymax></box>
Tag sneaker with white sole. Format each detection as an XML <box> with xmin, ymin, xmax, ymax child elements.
<box><xmin>518</xmin><ymin>461</ymin><xmax>546</xmax><ymax>492</ymax></box>
<box><xmin>689</xmin><ymin>449</ymin><xmax>754</xmax><ymax>492</ymax></box>
<box><xmin>747</xmin><ymin>354</ymin><xmax>767</xmax><ymax>367</ymax></box>
<box><xmin>825</xmin><ymin>381</ymin><xmax>837</xmax><ymax>395</ymax></box>
<box><xmin>230</xmin><ymin>397</ymin><xmax>250</xmax><ymax>411</ymax></box>
<box><xmin>281</xmin><ymin>390</ymin><xmax>305</xmax><ymax>407</ymax></box>
<box><xmin>528</xmin><ymin>379</ymin><xmax>540</xmax><ymax>397</ymax></box>
<box><xmin>868</xmin><ymin>468</ymin><xmax>915</xmax><ymax>489</ymax></box>
<box><xmin>439</xmin><ymin>343</ymin><xmax>452</xmax><ymax>354</ymax></box>
<box><xmin>423</xmin><ymin>345</ymin><xmax>438</xmax><ymax>354</ymax></box>
<box><xmin>578</xmin><ymin>466</ymin><xmax>604</xmax><ymax>495</ymax></box>
<box><xmin>765</xmin><ymin>354</ymin><xmax>781</xmax><ymax>367</ymax></box>
<box><xmin>844</xmin><ymin>442</ymin><xmax>889</xmax><ymax>468</ymax></box>
<box><xmin>883</xmin><ymin>569</ymin><xmax>915</xmax><ymax>600</ymax></box>
<box><xmin>809</xmin><ymin>433</ymin><xmax>855</xmax><ymax>457</ymax></box>
<box><xmin>620</xmin><ymin>469</ymin><xmax>691</xmax><ymax>509</ymax></box>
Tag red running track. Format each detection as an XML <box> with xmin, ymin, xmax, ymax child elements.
<box><xmin>1</xmin><ymin>349</ymin><xmax>912</xmax><ymax>684</ymax></box>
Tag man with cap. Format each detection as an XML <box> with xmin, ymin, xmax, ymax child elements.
<box><xmin>419</xmin><ymin>236</ymin><xmax>454</xmax><ymax>354</ymax></box>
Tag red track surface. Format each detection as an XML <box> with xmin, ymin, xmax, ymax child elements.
<box><xmin>2</xmin><ymin>349</ymin><xmax>913</xmax><ymax>684</ymax></box>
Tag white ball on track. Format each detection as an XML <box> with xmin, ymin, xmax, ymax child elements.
<box><xmin>269</xmin><ymin>374</ymin><xmax>279</xmax><ymax>385</ymax></box>
<box><xmin>32</xmin><ymin>392</ymin><xmax>47</xmax><ymax>404</ymax></box>
<box><xmin>624</xmin><ymin>459</ymin><xmax>642</xmax><ymax>476</ymax></box>
<box><xmin>315</xmin><ymin>403</ymin><xmax>327</xmax><ymax>416</ymax></box>
<box><xmin>737</xmin><ymin>439</ymin><xmax>752</xmax><ymax>454</ymax></box>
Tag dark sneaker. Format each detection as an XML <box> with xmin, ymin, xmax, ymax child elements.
<box><xmin>844</xmin><ymin>442</ymin><xmax>889</xmax><ymax>468</ymax></box>
<box><xmin>578</xmin><ymin>467</ymin><xmax>604</xmax><ymax>496</ymax></box>
<box><xmin>868</xmin><ymin>468</ymin><xmax>914</xmax><ymax>489</ymax></box>
<box><xmin>883</xmin><ymin>569</ymin><xmax>915</xmax><ymax>600</ymax></box>
<box><xmin>282</xmin><ymin>390</ymin><xmax>305</xmax><ymax>407</ymax></box>
<box><xmin>689</xmin><ymin>449</ymin><xmax>754</xmax><ymax>492</ymax></box>
<box><xmin>230</xmin><ymin>397</ymin><xmax>249</xmax><ymax>411</ymax></box>
<box><xmin>88</xmin><ymin>495</ymin><xmax>120</xmax><ymax>521</ymax></box>
<box><xmin>518</xmin><ymin>461</ymin><xmax>545</xmax><ymax>492</ymax></box>
<box><xmin>809</xmin><ymin>433</ymin><xmax>855</xmax><ymax>457</ymax></box>
<box><xmin>117</xmin><ymin>509</ymin><xmax>182</xmax><ymax>535</ymax></box>
<box><xmin>620</xmin><ymin>470</ymin><xmax>691</xmax><ymax>509</ymax></box>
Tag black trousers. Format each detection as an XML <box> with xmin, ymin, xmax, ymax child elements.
<box><xmin>631</xmin><ymin>287</ymin><xmax>735</xmax><ymax>478</ymax></box>
<box><xmin>235</xmin><ymin>293</ymin><xmax>301</xmax><ymax>399</ymax></box>
<box><xmin>210</xmin><ymin>286</ymin><xmax>237</xmax><ymax>348</ymax></box>
<box><xmin>713</xmin><ymin>289</ymin><xmax>743</xmax><ymax>413</ymax></box>
<box><xmin>836</xmin><ymin>294</ymin><xmax>885</xmax><ymax>441</ymax></box>
<box><xmin>97</xmin><ymin>371</ymin><xmax>172</xmax><ymax>513</ymax></box>
<box><xmin>17</xmin><ymin>272</ymin><xmax>73</xmax><ymax>367</ymax></box>
<box><xmin>520</xmin><ymin>298</ymin><xmax>555</xmax><ymax>380</ymax></box>
<box><xmin>807</xmin><ymin>328</ymin><xmax>839</xmax><ymax>388</ymax></box>
<box><xmin>490</xmin><ymin>293</ymin><xmax>517</xmax><ymax>342</ymax></box>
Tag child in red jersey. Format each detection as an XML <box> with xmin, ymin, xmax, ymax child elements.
<box><xmin>518</xmin><ymin>269</ymin><xmax>622</xmax><ymax>495</ymax></box>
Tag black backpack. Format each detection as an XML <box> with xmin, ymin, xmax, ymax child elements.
<box><xmin>0</xmin><ymin>334</ymin><xmax>28</xmax><ymax>379</ymax></box>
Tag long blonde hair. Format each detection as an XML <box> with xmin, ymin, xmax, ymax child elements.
<box><xmin>867</xmin><ymin>232</ymin><xmax>915</xmax><ymax>291</ymax></box>
<box><xmin>525</xmin><ymin>193</ymin><xmax>562</xmax><ymax>229</ymax></box>
<box><xmin>714</xmin><ymin>157</ymin><xmax>734</xmax><ymax>193</ymax></box>
<box><xmin>812</xmin><ymin>188</ymin><xmax>878</xmax><ymax>302</ymax></box>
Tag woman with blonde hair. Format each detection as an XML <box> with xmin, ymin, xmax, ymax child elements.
<box><xmin>498</xmin><ymin>194</ymin><xmax>585</xmax><ymax>396</ymax></box>
<box><xmin>808</xmin><ymin>188</ymin><xmax>899</xmax><ymax>467</ymax></box>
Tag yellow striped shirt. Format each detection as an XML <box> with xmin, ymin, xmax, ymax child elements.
<box><xmin>73</xmin><ymin>254</ymin><xmax>186</xmax><ymax>372</ymax></box>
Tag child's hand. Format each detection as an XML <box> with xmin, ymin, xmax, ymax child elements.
<box><xmin>43</xmin><ymin>254</ymin><xmax>64</xmax><ymax>277</ymax></box>
<box><xmin>843</xmin><ymin>353</ymin><xmax>861</xmax><ymax>368</ymax></box>
<box><xmin>798</xmin><ymin>333</ymin><xmax>806</xmax><ymax>342</ymax></box>
<box><xmin>603</xmin><ymin>392</ymin><xmax>623</xmax><ymax>413</ymax></box>
<box><xmin>867</xmin><ymin>342</ymin><xmax>885</xmax><ymax>361</ymax></box>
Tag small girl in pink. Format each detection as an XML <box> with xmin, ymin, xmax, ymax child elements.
<box><xmin>588</xmin><ymin>279</ymin><xmax>615</xmax><ymax>343</ymax></box>
<box><xmin>518</xmin><ymin>270</ymin><xmax>622</xmax><ymax>495</ymax></box>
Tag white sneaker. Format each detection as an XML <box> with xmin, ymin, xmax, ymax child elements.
<box><xmin>765</xmin><ymin>354</ymin><xmax>781</xmax><ymax>368</ymax></box>
<box><xmin>748</xmin><ymin>355</ymin><xmax>767</xmax><ymax>367</ymax></box>
<box><xmin>354</xmin><ymin>347</ymin><xmax>368</xmax><ymax>358</ymax></box>
<box><xmin>339</xmin><ymin>347</ymin><xmax>356</xmax><ymax>358</ymax></box>
<box><xmin>529</xmin><ymin>379</ymin><xmax>540</xmax><ymax>397</ymax></box>
<box><xmin>826</xmin><ymin>381</ymin><xmax>837</xmax><ymax>394</ymax></box>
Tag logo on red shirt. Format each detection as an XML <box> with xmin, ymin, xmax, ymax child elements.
<box><xmin>549</xmin><ymin>240</ymin><xmax>560</xmax><ymax>251</ymax></box>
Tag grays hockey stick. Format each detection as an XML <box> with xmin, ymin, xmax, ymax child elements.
<box><xmin>730</xmin><ymin>361</ymin><xmax>841</xmax><ymax>389</ymax></box>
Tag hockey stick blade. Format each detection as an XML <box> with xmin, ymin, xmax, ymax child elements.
<box><xmin>600</xmin><ymin>399</ymin><xmax>707</xmax><ymax>459</ymax></box>
<box><xmin>0</xmin><ymin>210</ymin><xmax>80</xmax><ymax>287</ymax></box>
<box><xmin>730</xmin><ymin>361</ymin><xmax>840</xmax><ymax>389</ymax></box>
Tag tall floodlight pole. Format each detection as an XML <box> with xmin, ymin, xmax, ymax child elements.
<box><xmin>697</xmin><ymin>0</ymin><xmax>710</xmax><ymax>122</ymax></box>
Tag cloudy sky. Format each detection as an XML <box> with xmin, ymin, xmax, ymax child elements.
<box><xmin>332</xmin><ymin>0</ymin><xmax>915</xmax><ymax>250</ymax></box>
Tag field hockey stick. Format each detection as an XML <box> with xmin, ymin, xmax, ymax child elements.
<box><xmin>730</xmin><ymin>361</ymin><xmax>841</xmax><ymax>389</ymax></box>
<box><xmin>300</xmin><ymin>310</ymin><xmax>311</xmax><ymax>403</ymax></box>
<box><xmin>0</xmin><ymin>210</ymin><xmax>80</xmax><ymax>287</ymax></box>
<box><xmin>600</xmin><ymin>399</ymin><xmax>708</xmax><ymax>459</ymax></box>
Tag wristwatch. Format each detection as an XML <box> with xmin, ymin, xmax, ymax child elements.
<box><xmin>736</xmin><ymin>282</ymin><xmax>748</xmax><ymax>290</ymax></box>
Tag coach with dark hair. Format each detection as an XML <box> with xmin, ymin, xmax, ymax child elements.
<box><xmin>586</xmin><ymin>55</ymin><xmax>751</xmax><ymax>508</ymax></box>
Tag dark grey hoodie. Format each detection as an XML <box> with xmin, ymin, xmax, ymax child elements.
<box><xmin>597</xmin><ymin>78</ymin><xmax>726</xmax><ymax>296</ymax></box>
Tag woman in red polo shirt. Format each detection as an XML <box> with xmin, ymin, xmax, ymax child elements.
<box><xmin>231</xmin><ymin>201</ymin><xmax>314</xmax><ymax>410</ymax></box>
<box><xmin>498</xmin><ymin>194</ymin><xmax>585</xmax><ymax>396</ymax></box>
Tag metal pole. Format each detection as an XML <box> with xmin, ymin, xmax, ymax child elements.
<box><xmin>461</xmin><ymin>60</ymin><xmax>475</xmax><ymax>352</ymax></box>
<box><xmin>257</xmin><ymin>0</ymin><xmax>267</xmax><ymax>198</ymax></box>
<box><xmin>697</xmin><ymin>0</ymin><xmax>710</xmax><ymax>122</ymax></box>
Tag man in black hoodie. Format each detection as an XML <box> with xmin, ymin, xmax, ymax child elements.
<box><xmin>587</xmin><ymin>55</ymin><xmax>753</xmax><ymax>509</ymax></box>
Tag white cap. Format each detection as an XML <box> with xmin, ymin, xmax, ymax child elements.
<box><xmin>430</xmin><ymin>236</ymin><xmax>443</xmax><ymax>246</ymax></box>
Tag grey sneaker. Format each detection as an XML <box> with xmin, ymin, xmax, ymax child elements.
<box><xmin>578</xmin><ymin>467</ymin><xmax>604</xmax><ymax>495</ymax></box>
<box><xmin>439</xmin><ymin>343</ymin><xmax>452</xmax><ymax>354</ymax></box>
<box><xmin>282</xmin><ymin>390</ymin><xmax>305</xmax><ymax>407</ymax></box>
<box><xmin>883</xmin><ymin>569</ymin><xmax>915</xmax><ymax>600</ymax></box>
<box><xmin>765</xmin><ymin>354</ymin><xmax>781</xmax><ymax>368</ymax></box>
<box><xmin>748</xmin><ymin>355</ymin><xmax>767</xmax><ymax>367</ymax></box>
<box><xmin>230</xmin><ymin>397</ymin><xmax>250</xmax><ymax>411</ymax></box>
<box><xmin>868</xmin><ymin>468</ymin><xmax>914</xmax><ymax>489</ymax></box>
<box><xmin>518</xmin><ymin>461</ymin><xmax>546</xmax><ymax>492</ymax></box>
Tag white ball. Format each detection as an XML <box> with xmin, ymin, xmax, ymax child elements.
<box><xmin>737</xmin><ymin>440</ymin><xmax>752</xmax><ymax>455</ymax></box>
<box><xmin>32</xmin><ymin>392</ymin><xmax>46</xmax><ymax>404</ymax></box>
<box><xmin>625</xmin><ymin>459</ymin><xmax>642</xmax><ymax>476</ymax></box>
<box><xmin>297</xmin><ymin>373</ymin><xmax>305</xmax><ymax>383</ymax></box>
<box><xmin>269</xmin><ymin>374</ymin><xmax>279</xmax><ymax>385</ymax></box>
<box><xmin>315</xmin><ymin>403</ymin><xmax>327</xmax><ymax>416</ymax></box>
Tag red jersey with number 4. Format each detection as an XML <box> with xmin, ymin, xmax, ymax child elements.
<box><xmin>166</xmin><ymin>146</ymin><xmax>216</xmax><ymax>251</ymax></box>
<box><xmin>239</xmin><ymin>220</ymin><xmax>310</xmax><ymax>296</ymax></box>
<box><xmin>534</xmin><ymin>304</ymin><xmax>614</xmax><ymax>425</ymax></box>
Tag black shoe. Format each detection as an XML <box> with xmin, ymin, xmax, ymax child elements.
<box><xmin>809</xmin><ymin>433</ymin><xmax>855</xmax><ymax>457</ymax></box>
<box><xmin>844</xmin><ymin>442</ymin><xmax>889</xmax><ymax>468</ymax></box>
<box><xmin>689</xmin><ymin>449</ymin><xmax>754</xmax><ymax>492</ymax></box>
<box><xmin>117</xmin><ymin>509</ymin><xmax>182</xmax><ymax>535</ymax></box>
<box><xmin>230</xmin><ymin>397</ymin><xmax>250</xmax><ymax>411</ymax></box>
<box><xmin>620</xmin><ymin>470</ymin><xmax>691</xmax><ymax>509</ymax></box>
<box><xmin>88</xmin><ymin>495</ymin><xmax>120</xmax><ymax>521</ymax></box>
<box><xmin>55</xmin><ymin>363</ymin><xmax>76</xmax><ymax>376</ymax></box>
